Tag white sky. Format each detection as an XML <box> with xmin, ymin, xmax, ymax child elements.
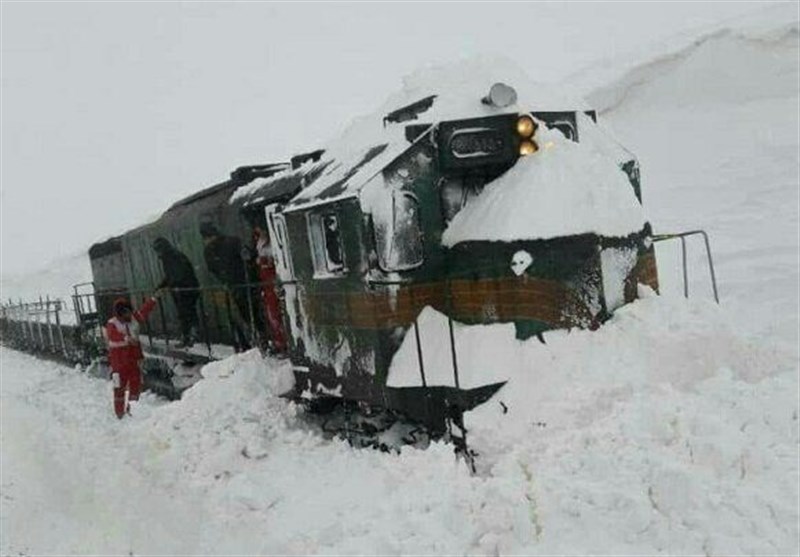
<box><xmin>0</xmin><ymin>1</ymin><xmax>776</xmax><ymax>276</ymax></box>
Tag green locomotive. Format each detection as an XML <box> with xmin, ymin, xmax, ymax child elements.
<box><xmin>86</xmin><ymin>74</ymin><xmax>657</xmax><ymax>431</ymax></box>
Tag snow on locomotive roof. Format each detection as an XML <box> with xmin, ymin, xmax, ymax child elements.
<box><xmin>232</xmin><ymin>56</ymin><xmax>588</xmax><ymax>211</ymax></box>
<box><xmin>441</xmin><ymin>118</ymin><xmax>645</xmax><ymax>246</ymax></box>
<box><xmin>229</xmin><ymin>164</ymin><xmax>312</xmax><ymax>207</ymax></box>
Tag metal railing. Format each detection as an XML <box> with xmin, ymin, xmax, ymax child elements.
<box><xmin>652</xmin><ymin>230</ymin><xmax>720</xmax><ymax>303</ymax></box>
<box><xmin>0</xmin><ymin>296</ymin><xmax>74</xmax><ymax>359</ymax></box>
<box><xmin>71</xmin><ymin>280</ymin><xmax>285</xmax><ymax>361</ymax></box>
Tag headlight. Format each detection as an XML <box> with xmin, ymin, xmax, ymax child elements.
<box><xmin>519</xmin><ymin>140</ymin><xmax>538</xmax><ymax>156</ymax></box>
<box><xmin>516</xmin><ymin>115</ymin><xmax>536</xmax><ymax>138</ymax></box>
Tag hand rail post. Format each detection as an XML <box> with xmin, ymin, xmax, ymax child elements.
<box><xmin>25</xmin><ymin>302</ymin><xmax>34</xmax><ymax>346</ymax></box>
<box><xmin>143</xmin><ymin>294</ymin><xmax>155</xmax><ymax>351</ymax></box>
<box><xmin>244</xmin><ymin>283</ymin><xmax>258</xmax><ymax>349</ymax></box>
<box><xmin>46</xmin><ymin>295</ymin><xmax>55</xmax><ymax>351</ymax></box>
<box><xmin>209</xmin><ymin>287</ymin><xmax>224</xmax><ymax>357</ymax></box>
<box><xmin>652</xmin><ymin>230</ymin><xmax>720</xmax><ymax>305</ymax></box>
<box><xmin>17</xmin><ymin>301</ymin><xmax>23</xmax><ymax>344</ymax></box>
<box><xmin>197</xmin><ymin>288</ymin><xmax>213</xmax><ymax>358</ymax></box>
<box><xmin>73</xmin><ymin>284</ymin><xmax>83</xmax><ymax>326</ymax></box>
<box><xmin>157</xmin><ymin>295</ymin><xmax>170</xmax><ymax>350</ymax></box>
<box><xmin>699</xmin><ymin>231</ymin><xmax>720</xmax><ymax>304</ymax></box>
<box><xmin>411</xmin><ymin>296</ymin><xmax>427</xmax><ymax>389</ymax></box>
<box><xmin>445</xmin><ymin>281</ymin><xmax>461</xmax><ymax>390</ymax></box>
<box><xmin>680</xmin><ymin>236</ymin><xmax>689</xmax><ymax>298</ymax></box>
<box><xmin>54</xmin><ymin>300</ymin><xmax>67</xmax><ymax>358</ymax></box>
<box><xmin>223</xmin><ymin>287</ymin><xmax>238</xmax><ymax>351</ymax></box>
<box><xmin>37</xmin><ymin>296</ymin><xmax>45</xmax><ymax>350</ymax></box>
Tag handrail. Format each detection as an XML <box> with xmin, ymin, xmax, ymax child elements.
<box><xmin>652</xmin><ymin>230</ymin><xmax>719</xmax><ymax>304</ymax></box>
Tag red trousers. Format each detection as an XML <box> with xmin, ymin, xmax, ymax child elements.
<box><xmin>111</xmin><ymin>365</ymin><xmax>142</xmax><ymax>418</ymax></box>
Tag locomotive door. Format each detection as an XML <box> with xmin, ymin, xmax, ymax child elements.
<box><xmin>259</xmin><ymin>204</ymin><xmax>291</xmax><ymax>352</ymax></box>
<box><xmin>265</xmin><ymin>205</ymin><xmax>294</xmax><ymax>281</ymax></box>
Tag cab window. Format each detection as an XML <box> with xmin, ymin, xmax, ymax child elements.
<box><xmin>308</xmin><ymin>212</ymin><xmax>346</xmax><ymax>277</ymax></box>
<box><xmin>374</xmin><ymin>191</ymin><xmax>423</xmax><ymax>272</ymax></box>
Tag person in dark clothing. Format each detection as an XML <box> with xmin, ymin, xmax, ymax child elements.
<box><xmin>199</xmin><ymin>222</ymin><xmax>263</xmax><ymax>351</ymax></box>
<box><xmin>152</xmin><ymin>237</ymin><xmax>200</xmax><ymax>347</ymax></box>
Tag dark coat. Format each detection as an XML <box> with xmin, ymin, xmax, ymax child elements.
<box><xmin>154</xmin><ymin>242</ymin><xmax>199</xmax><ymax>290</ymax></box>
<box><xmin>203</xmin><ymin>235</ymin><xmax>252</xmax><ymax>287</ymax></box>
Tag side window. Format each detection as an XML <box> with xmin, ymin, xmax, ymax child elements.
<box><xmin>308</xmin><ymin>211</ymin><xmax>346</xmax><ymax>277</ymax></box>
<box><xmin>375</xmin><ymin>191</ymin><xmax>424</xmax><ymax>271</ymax></box>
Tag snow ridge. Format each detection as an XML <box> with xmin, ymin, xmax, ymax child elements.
<box><xmin>567</xmin><ymin>3</ymin><xmax>799</xmax><ymax>113</ymax></box>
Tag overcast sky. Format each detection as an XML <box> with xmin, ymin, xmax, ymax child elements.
<box><xmin>0</xmin><ymin>1</ymin><xmax>775</xmax><ymax>276</ymax></box>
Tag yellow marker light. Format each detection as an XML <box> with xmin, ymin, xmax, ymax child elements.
<box><xmin>519</xmin><ymin>140</ymin><xmax>538</xmax><ymax>156</ymax></box>
<box><xmin>516</xmin><ymin>115</ymin><xmax>537</xmax><ymax>138</ymax></box>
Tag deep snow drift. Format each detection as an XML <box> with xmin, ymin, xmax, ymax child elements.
<box><xmin>2</xmin><ymin>4</ymin><xmax>799</xmax><ymax>556</ymax></box>
<box><xmin>573</xmin><ymin>2</ymin><xmax>799</xmax><ymax>360</ymax></box>
<box><xmin>2</xmin><ymin>292</ymin><xmax>797</xmax><ymax>555</ymax></box>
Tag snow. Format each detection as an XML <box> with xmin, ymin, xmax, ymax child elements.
<box><xmin>387</xmin><ymin>305</ymin><xmax>513</xmax><ymax>389</ymax></box>
<box><xmin>2</xmin><ymin>292</ymin><xmax>797</xmax><ymax>555</ymax></box>
<box><xmin>601</xmin><ymin>245</ymin><xmax>639</xmax><ymax>311</ymax></box>
<box><xmin>283</xmin><ymin>56</ymin><xmax>590</xmax><ymax>213</ymax></box>
<box><xmin>589</xmin><ymin>6</ymin><xmax>799</xmax><ymax>359</ymax></box>
<box><xmin>228</xmin><ymin>160</ymin><xmax>317</xmax><ymax>206</ymax></box>
<box><xmin>2</xmin><ymin>4</ymin><xmax>799</xmax><ymax>556</ymax></box>
<box><xmin>441</xmin><ymin>121</ymin><xmax>645</xmax><ymax>246</ymax></box>
<box><xmin>463</xmin><ymin>298</ymin><xmax>798</xmax><ymax>556</ymax></box>
<box><xmin>0</xmin><ymin>251</ymin><xmax>91</xmax><ymax>325</ymax></box>
<box><xmin>564</xmin><ymin>2</ymin><xmax>799</xmax><ymax>115</ymax></box>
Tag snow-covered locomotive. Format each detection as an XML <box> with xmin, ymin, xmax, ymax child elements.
<box><xmin>84</xmin><ymin>62</ymin><xmax>658</xmax><ymax>431</ymax></box>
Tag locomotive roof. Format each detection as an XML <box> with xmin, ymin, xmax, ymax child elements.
<box><xmin>173</xmin><ymin>163</ymin><xmax>288</xmax><ymax>211</ymax></box>
<box><xmin>230</xmin><ymin>56</ymin><xmax>588</xmax><ymax>213</ymax></box>
<box><xmin>169</xmin><ymin>179</ymin><xmax>239</xmax><ymax>211</ymax></box>
<box><xmin>88</xmin><ymin>236</ymin><xmax>123</xmax><ymax>260</ymax></box>
<box><xmin>229</xmin><ymin>158</ymin><xmax>329</xmax><ymax>209</ymax></box>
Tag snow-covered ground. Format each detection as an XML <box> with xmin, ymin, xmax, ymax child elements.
<box><xmin>2</xmin><ymin>4</ymin><xmax>798</xmax><ymax>556</ymax></box>
<box><xmin>2</xmin><ymin>294</ymin><xmax>797</xmax><ymax>555</ymax></box>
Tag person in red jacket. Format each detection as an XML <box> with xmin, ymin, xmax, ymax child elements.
<box><xmin>104</xmin><ymin>294</ymin><xmax>160</xmax><ymax>418</ymax></box>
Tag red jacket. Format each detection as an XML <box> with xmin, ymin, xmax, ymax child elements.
<box><xmin>104</xmin><ymin>298</ymin><xmax>157</xmax><ymax>372</ymax></box>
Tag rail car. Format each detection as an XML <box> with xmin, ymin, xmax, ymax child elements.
<box><xmin>79</xmin><ymin>76</ymin><xmax>663</xmax><ymax>432</ymax></box>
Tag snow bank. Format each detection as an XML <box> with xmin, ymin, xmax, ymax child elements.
<box><xmin>441</xmin><ymin>122</ymin><xmax>644</xmax><ymax>246</ymax></box>
<box><xmin>577</xmin><ymin>1</ymin><xmax>799</xmax><ymax>357</ymax></box>
<box><xmin>126</xmin><ymin>350</ymin><xmax>295</xmax><ymax>485</ymax></box>
<box><xmin>3</xmin><ymin>288</ymin><xmax>797</xmax><ymax>555</ymax></box>
<box><xmin>566</xmin><ymin>2</ymin><xmax>799</xmax><ymax>114</ymax></box>
<box><xmin>462</xmin><ymin>291</ymin><xmax>798</xmax><ymax>555</ymax></box>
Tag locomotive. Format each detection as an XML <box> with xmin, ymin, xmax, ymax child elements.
<box><xmin>82</xmin><ymin>68</ymin><xmax>659</xmax><ymax>434</ymax></box>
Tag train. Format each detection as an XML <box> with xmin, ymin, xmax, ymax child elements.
<box><xmin>71</xmin><ymin>72</ymin><xmax>662</xmax><ymax>437</ymax></box>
